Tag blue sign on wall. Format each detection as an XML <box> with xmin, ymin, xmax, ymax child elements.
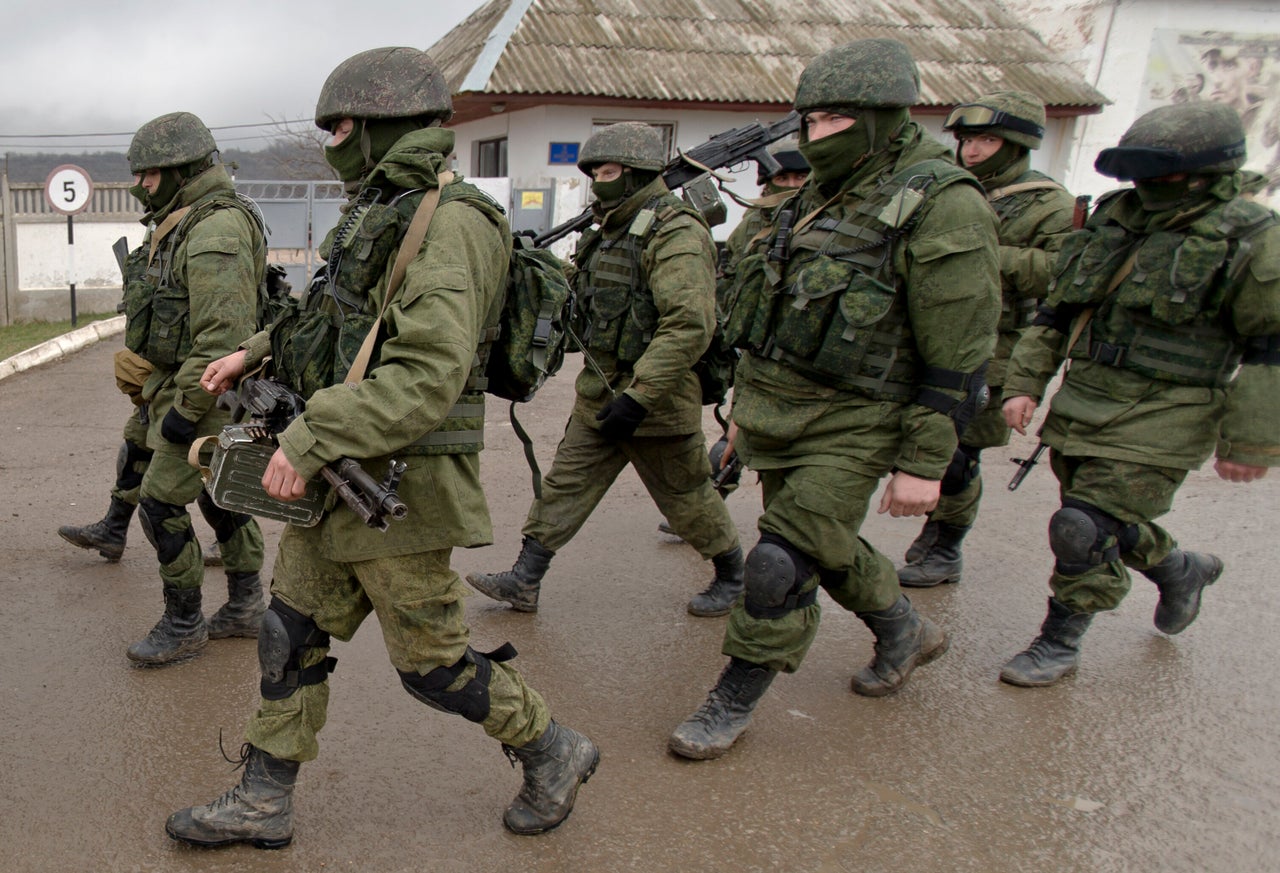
<box><xmin>549</xmin><ymin>142</ymin><xmax>580</xmax><ymax>165</ymax></box>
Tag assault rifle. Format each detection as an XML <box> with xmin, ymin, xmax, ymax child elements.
<box><xmin>534</xmin><ymin>113</ymin><xmax>802</xmax><ymax>248</ymax></box>
<box><xmin>1007</xmin><ymin>442</ymin><xmax>1049</xmax><ymax>491</ymax></box>
<box><xmin>234</xmin><ymin>378</ymin><xmax>409</xmax><ymax>531</ymax></box>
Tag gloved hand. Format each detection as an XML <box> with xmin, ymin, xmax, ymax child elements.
<box><xmin>160</xmin><ymin>407</ymin><xmax>198</xmax><ymax>445</ymax></box>
<box><xmin>595</xmin><ymin>394</ymin><xmax>648</xmax><ymax>440</ymax></box>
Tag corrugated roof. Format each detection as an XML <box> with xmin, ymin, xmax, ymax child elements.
<box><xmin>429</xmin><ymin>0</ymin><xmax>1108</xmax><ymax>111</ymax></box>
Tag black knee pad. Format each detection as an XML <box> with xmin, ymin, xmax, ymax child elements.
<box><xmin>398</xmin><ymin>643</ymin><xmax>517</xmax><ymax>724</ymax></box>
<box><xmin>743</xmin><ymin>533</ymin><xmax>819</xmax><ymax>620</ymax></box>
<box><xmin>258</xmin><ymin>597</ymin><xmax>336</xmax><ymax>701</ymax></box>
<box><xmin>137</xmin><ymin>497</ymin><xmax>195</xmax><ymax>564</ymax></box>
<box><xmin>196</xmin><ymin>488</ymin><xmax>253</xmax><ymax>543</ymax></box>
<box><xmin>117</xmin><ymin>440</ymin><xmax>153</xmax><ymax>492</ymax></box>
<box><xmin>1049</xmin><ymin>499</ymin><xmax>1138</xmax><ymax>575</ymax></box>
<box><xmin>940</xmin><ymin>444</ymin><xmax>981</xmax><ymax>497</ymax></box>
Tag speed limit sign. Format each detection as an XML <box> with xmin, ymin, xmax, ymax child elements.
<box><xmin>44</xmin><ymin>164</ymin><xmax>94</xmax><ymax>215</ymax></box>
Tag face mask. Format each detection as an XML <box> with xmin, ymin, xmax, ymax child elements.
<box><xmin>128</xmin><ymin>181</ymin><xmax>148</xmax><ymax>207</ymax></box>
<box><xmin>1133</xmin><ymin>177</ymin><xmax>1196</xmax><ymax>212</ymax></box>
<box><xmin>145</xmin><ymin>171</ymin><xmax>181</xmax><ymax>213</ymax></box>
<box><xmin>324</xmin><ymin>120</ymin><xmax>368</xmax><ymax>182</ymax></box>
<box><xmin>965</xmin><ymin>140</ymin><xmax>1023</xmax><ymax>180</ymax></box>
<box><xmin>798</xmin><ymin>122</ymin><xmax>870</xmax><ymax>189</ymax></box>
<box><xmin>591</xmin><ymin>177</ymin><xmax>627</xmax><ymax>207</ymax></box>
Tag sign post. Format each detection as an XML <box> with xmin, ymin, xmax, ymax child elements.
<box><xmin>44</xmin><ymin>164</ymin><xmax>94</xmax><ymax>326</ymax></box>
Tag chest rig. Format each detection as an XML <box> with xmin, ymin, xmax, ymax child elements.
<box><xmin>570</xmin><ymin>195</ymin><xmax>700</xmax><ymax>365</ymax></box>
<box><xmin>121</xmin><ymin>194</ymin><xmax>261</xmax><ymax>367</ymax></box>
<box><xmin>271</xmin><ymin>182</ymin><xmax>495</xmax><ymax>456</ymax></box>
<box><xmin>1050</xmin><ymin>194</ymin><xmax>1276</xmax><ymax>387</ymax></box>
<box><xmin>988</xmin><ymin>171</ymin><xmax>1067</xmax><ymax>331</ymax></box>
<box><xmin>722</xmin><ymin>159</ymin><xmax>964</xmax><ymax>400</ymax></box>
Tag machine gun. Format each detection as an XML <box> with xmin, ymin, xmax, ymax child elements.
<box><xmin>236</xmin><ymin>378</ymin><xmax>409</xmax><ymax>531</ymax></box>
<box><xmin>1007</xmin><ymin>442</ymin><xmax>1048</xmax><ymax>491</ymax></box>
<box><xmin>534</xmin><ymin>113</ymin><xmax>802</xmax><ymax>248</ymax></box>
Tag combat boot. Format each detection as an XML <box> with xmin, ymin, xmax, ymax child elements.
<box><xmin>903</xmin><ymin>519</ymin><xmax>940</xmax><ymax>565</ymax></box>
<box><xmin>668</xmin><ymin>657</ymin><xmax>777</xmax><ymax>760</ymax></box>
<box><xmin>687</xmin><ymin>546</ymin><xmax>744</xmax><ymax>617</ymax></box>
<box><xmin>1143</xmin><ymin>549</ymin><xmax>1223</xmax><ymax>635</ymax></box>
<box><xmin>466</xmin><ymin>537</ymin><xmax>553</xmax><ymax>612</ymax></box>
<box><xmin>165</xmin><ymin>745</ymin><xmax>299</xmax><ymax>849</ymax></box>
<box><xmin>850</xmin><ymin>595</ymin><xmax>949</xmax><ymax>697</ymax></box>
<box><xmin>898</xmin><ymin>522</ymin><xmax>970</xmax><ymax>588</ymax></box>
<box><xmin>502</xmin><ymin>721</ymin><xmax>599</xmax><ymax>835</ymax></box>
<box><xmin>207</xmin><ymin>571</ymin><xmax>266</xmax><ymax>639</ymax></box>
<box><xmin>57</xmin><ymin>497</ymin><xmax>135</xmax><ymax>561</ymax></box>
<box><xmin>126</xmin><ymin>584</ymin><xmax>208</xmax><ymax>665</ymax></box>
<box><xmin>999</xmin><ymin>598</ymin><xmax>1093</xmax><ymax>687</ymax></box>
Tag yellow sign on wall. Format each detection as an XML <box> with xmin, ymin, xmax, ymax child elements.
<box><xmin>521</xmin><ymin>191</ymin><xmax>545</xmax><ymax>209</ymax></box>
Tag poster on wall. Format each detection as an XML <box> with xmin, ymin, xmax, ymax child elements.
<box><xmin>1141</xmin><ymin>29</ymin><xmax>1280</xmax><ymax>206</ymax></box>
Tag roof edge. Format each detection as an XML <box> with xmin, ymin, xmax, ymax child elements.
<box><xmin>460</xmin><ymin>0</ymin><xmax>538</xmax><ymax>92</ymax></box>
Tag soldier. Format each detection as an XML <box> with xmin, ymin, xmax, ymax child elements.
<box><xmin>668</xmin><ymin>39</ymin><xmax>999</xmax><ymax>760</ymax></box>
<box><xmin>466</xmin><ymin>122</ymin><xmax>746</xmax><ymax>618</ymax></box>
<box><xmin>897</xmin><ymin>90</ymin><xmax>1077</xmax><ymax>587</ymax></box>
<box><xmin>112</xmin><ymin>112</ymin><xmax>267</xmax><ymax>664</ymax></box>
<box><xmin>999</xmin><ymin>101</ymin><xmax>1279</xmax><ymax>687</ymax></box>
<box><xmin>166</xmin><ymin>47</ymin><xmax>597</xmax><ymax>847</ymax></box>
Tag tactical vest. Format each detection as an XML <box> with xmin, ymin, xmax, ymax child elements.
<box><xmin>722</xmin><ymin>159</ymin><xmax>977</xmax><ymax>399</ymax></box>
<box><xmin>570</xmin><ymin>195</ymin><xmax>705</xmax><ymax>365</ymax></box>
<box><xmin>1050</xmin><ymin>193</ymin><xmax>1277</xmax><ymax>387</ymax></box>
<box><xmin>270</xmin><ymin>180</ymin><xmax>504</xmax><ymax>456</ymax></box>
<box><xmin>988</xmin><ymin>170</ymin><xmax>1066</xmax><ymax>330</ymax></box>
<box><xmin>121</xmin><ymin>193</ymin><xmax>264</xmax><ymax>367</ymax></box>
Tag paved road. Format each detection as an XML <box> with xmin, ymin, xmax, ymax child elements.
<box><xmin>2</xmin><ymin>338</ymin><xmax>1277</xmax><ymax>873</ymax></box>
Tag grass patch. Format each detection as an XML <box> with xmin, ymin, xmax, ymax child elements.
<box><xmin>0</xmin><ymin>312</ymin><xmax>117</xmax><ymax>361</ymax></box>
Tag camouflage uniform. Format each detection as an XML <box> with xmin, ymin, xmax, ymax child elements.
<box><xmin>113</xmin><ymin>113</ymin><xmax>266</xmax><ymax>665</ymax></box>
<box><xmin>166</xmin><ymin>48</ymin><xmax>596</xmax><ymax>848</ymax></box>
<box><xmin>467</xmin><ymin>122</ymin><xmax>744</xmax><ymax>617</ymax></box>
<box><xmin>899</xmin><ymin>90</ymin><xmax>1077</xmax><ymax>586</ymax></box>
<box><xmin>668</xmin><ymin>39</ymin><xmax>1000</xmax><ymax>761</ymax></box>
<box><xmin>1000</xmin><ymin>101</ymin><xmax>1280</xmax><ymax>686</ymax></box>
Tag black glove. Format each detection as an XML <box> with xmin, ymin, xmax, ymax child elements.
<box><xmin>595</xmin><ymin>394</ymin><xmax>648</xmax><ymax>440</ymax></box>
<box><xmin>160</xmin><ymin>407</ymin><xmax>198</xmax><ymax>445</ymax></box>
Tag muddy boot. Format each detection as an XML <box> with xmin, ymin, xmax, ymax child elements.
<box><xmin>165</xmin><ymin>745</ymin><xmax>299</xmax><ymax>849</ymax></box>
<box><xmin>999</xmin><ymin>598</ymin><xmax>1094</xmax><ymax>687</ymax></box>
<box><xmin>466</xmin><ymin>537</ymin><xmax>553</xmax><ymax>612</ymax></box>
<box><xmin>668</xmin><ymin>657</ymin><xmax>777</xmax><ymax>760</ymax></box>
<box><xmin>850</xmin><ymin>595</ymin><xmax>949</xmax><ymax>697</ymax></box>
<box><xmin>898</xmin><ymin>522</ymin><xmax>969</xmax><ymax>588</ymax></box>
<box><xmin>207</xmin><ymin>571</ymin><xmax>266</xmax><ymax>639</ymax></box>
<box><xmin>687</xmin><ymin>546</ymin><xmax>744</xmax><ymax>617</ymax></box>
<box><xmin>126</xmin><ymin>585</ymin><xmax>209</xmax><ymax>665</ymax></box>
<box><xmin>203</xmin><ymin>540</ymin><xmax>224</xmax><ymax>567</ymax></box>
<box><xmin>57</xmin><ymin>497</ymin><xmax>135</xmax><ymax>562</ymax></box>
<box><xmin>1143</xmin><ymin>550</ymin><xmax>1223</xmax><ymax>635</ymax></box>
<box><xmin>502</xmin><ymin>721</ymin><xmax>599</xmax><ymax>835</ymax></box>
<box><xmin>903</xmin><ymin>519</ymin><xmax>939</xmax><ymax>565</ymax></box>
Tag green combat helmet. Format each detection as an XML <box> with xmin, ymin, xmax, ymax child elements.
<box><xmin>794</xmin><ymin>38</ymin><xmax>920</xmax><ymax>113</ymax></box>
<box><xmin>577</xmin><ymin>122</ymin><xmax>667</xmax><ymax>174</ymax></box>
<box><xmin>1095</xmin><ymin>101</ymin><xmax>1247</xmax><ymax>181</ymax></box>
<box><xmin>315</xmin><ymin>46</ymin><xmax>453</xmax><ymax>131</ymax></box>
<box><xmin>943</xmin><ymin>90</ymin><xmax>1046</xmax><ymax>150</ymax></box>
<box><xmin>127</xmin><ymin>112</ymin><xmax>217</xmax><ymax>173</ymax></box>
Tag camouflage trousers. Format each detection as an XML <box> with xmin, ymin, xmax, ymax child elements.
<box><xmin>245</xmin><ymin>526</ymin><xmax>550</xmax><ymax>762</ymax></box>
<box><xmin>722</xmin><ymin>463</ymin><xmax>902</xmax><ymax>673</ymax></box>
<box><xmin>1046</xmin><ymin>451</ymin><xmax>1186</xmax><ymax>614</ymax></box>
<box><xmin>523</xmin><ymin>416</ymin><xmax>739</xmax><ymax>558</ymax></box>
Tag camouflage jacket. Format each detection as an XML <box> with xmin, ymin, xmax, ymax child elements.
<box><xmin>1005</xmin><ymin>176</ymin><xmax>1280</xmax><ymax>469</ymax></box>
<box><xmin>569</xmin><ymin>175</ymin><xmax>717</xmax><ymax>436</ymax></box>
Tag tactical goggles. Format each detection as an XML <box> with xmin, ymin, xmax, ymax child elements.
<box><xmin>1094</xmin><ymin>141</ymin><xmax>1246</xmax><ymax>180</ymax></box>
<box><xmin>943</xmin><ymin>104</ymin><xmax>1044</xmax><ymax>140</ymax></box>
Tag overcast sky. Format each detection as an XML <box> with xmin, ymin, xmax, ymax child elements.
<box><xmin>0</xmin><ymin>0</ymin><xmax>491</xmax><ymax>153</ymax></box>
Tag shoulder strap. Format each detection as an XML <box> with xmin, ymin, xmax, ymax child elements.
<box><xmin>986</xmin><ymin>180</ymin><xmax>1065</xmax><ymax>202</ymax></box>
<box><xmin>147</xmin><ymin>206</ymin><xmax>193</xmax><ymax>265</ymax></box>
<box><xmin>343</xmin><ymin>171</ymin><xmax>454</xmax><ymax>385</ymax></box>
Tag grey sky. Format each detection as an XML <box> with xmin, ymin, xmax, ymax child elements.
<box><xmin>0</xmin><ymin>0</ymin><xmax>490</xmax><ymax>152</ymax></box>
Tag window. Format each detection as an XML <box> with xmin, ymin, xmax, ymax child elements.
<box><xmin>475</xmin><ymin>137</ymin><xmax>508</xmax><ymax>177</ymax></box>
<box><xmin>589</xmin><ymin>121</ymin><xmax>676</xmax><ymax>162</ymax></box>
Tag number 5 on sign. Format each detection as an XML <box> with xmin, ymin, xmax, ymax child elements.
<box><xmin>44</xmin><ymin>164</ymin><xmax>94</xmax><ymax>215</ymax></box>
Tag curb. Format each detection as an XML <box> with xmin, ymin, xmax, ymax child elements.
<box><xmin>0</xmin><ymin>315</ymin><xmax>125</xmax><ymax>383</ymax></box>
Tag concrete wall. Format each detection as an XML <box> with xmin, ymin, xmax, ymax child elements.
<box><xmin>15</xmin><ymin>219</ymin><xmax>141</xmax><ymax>321</ymax></box>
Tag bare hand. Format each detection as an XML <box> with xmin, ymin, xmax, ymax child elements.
<box><xmin>262</xmin><ymin>448</ymin><xmax>308</xmax><ymax>501</ymax></box>
<box><xmin>1214</xmin><ymin>458</ymin><xmax>1269</xmax><ymax>483</ymax></box>
<box><xmin>878</xmin><ymin>471</ymin><xmax>941</xmax><ymax>518</ymax></box>
<box><xmin>1003</xmin><ymin>396</ymin><xmax>1039</xmax><ymax>436</ymax></box>
<box><xmin>201</xmin><ymin>350</ymin><xmax>248</xmax><ymax>396</ymax></box>
<box><xmin>721</xmin><ymin>421</ymin><xmax>739</xmax><ymax>469</ymax></box>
